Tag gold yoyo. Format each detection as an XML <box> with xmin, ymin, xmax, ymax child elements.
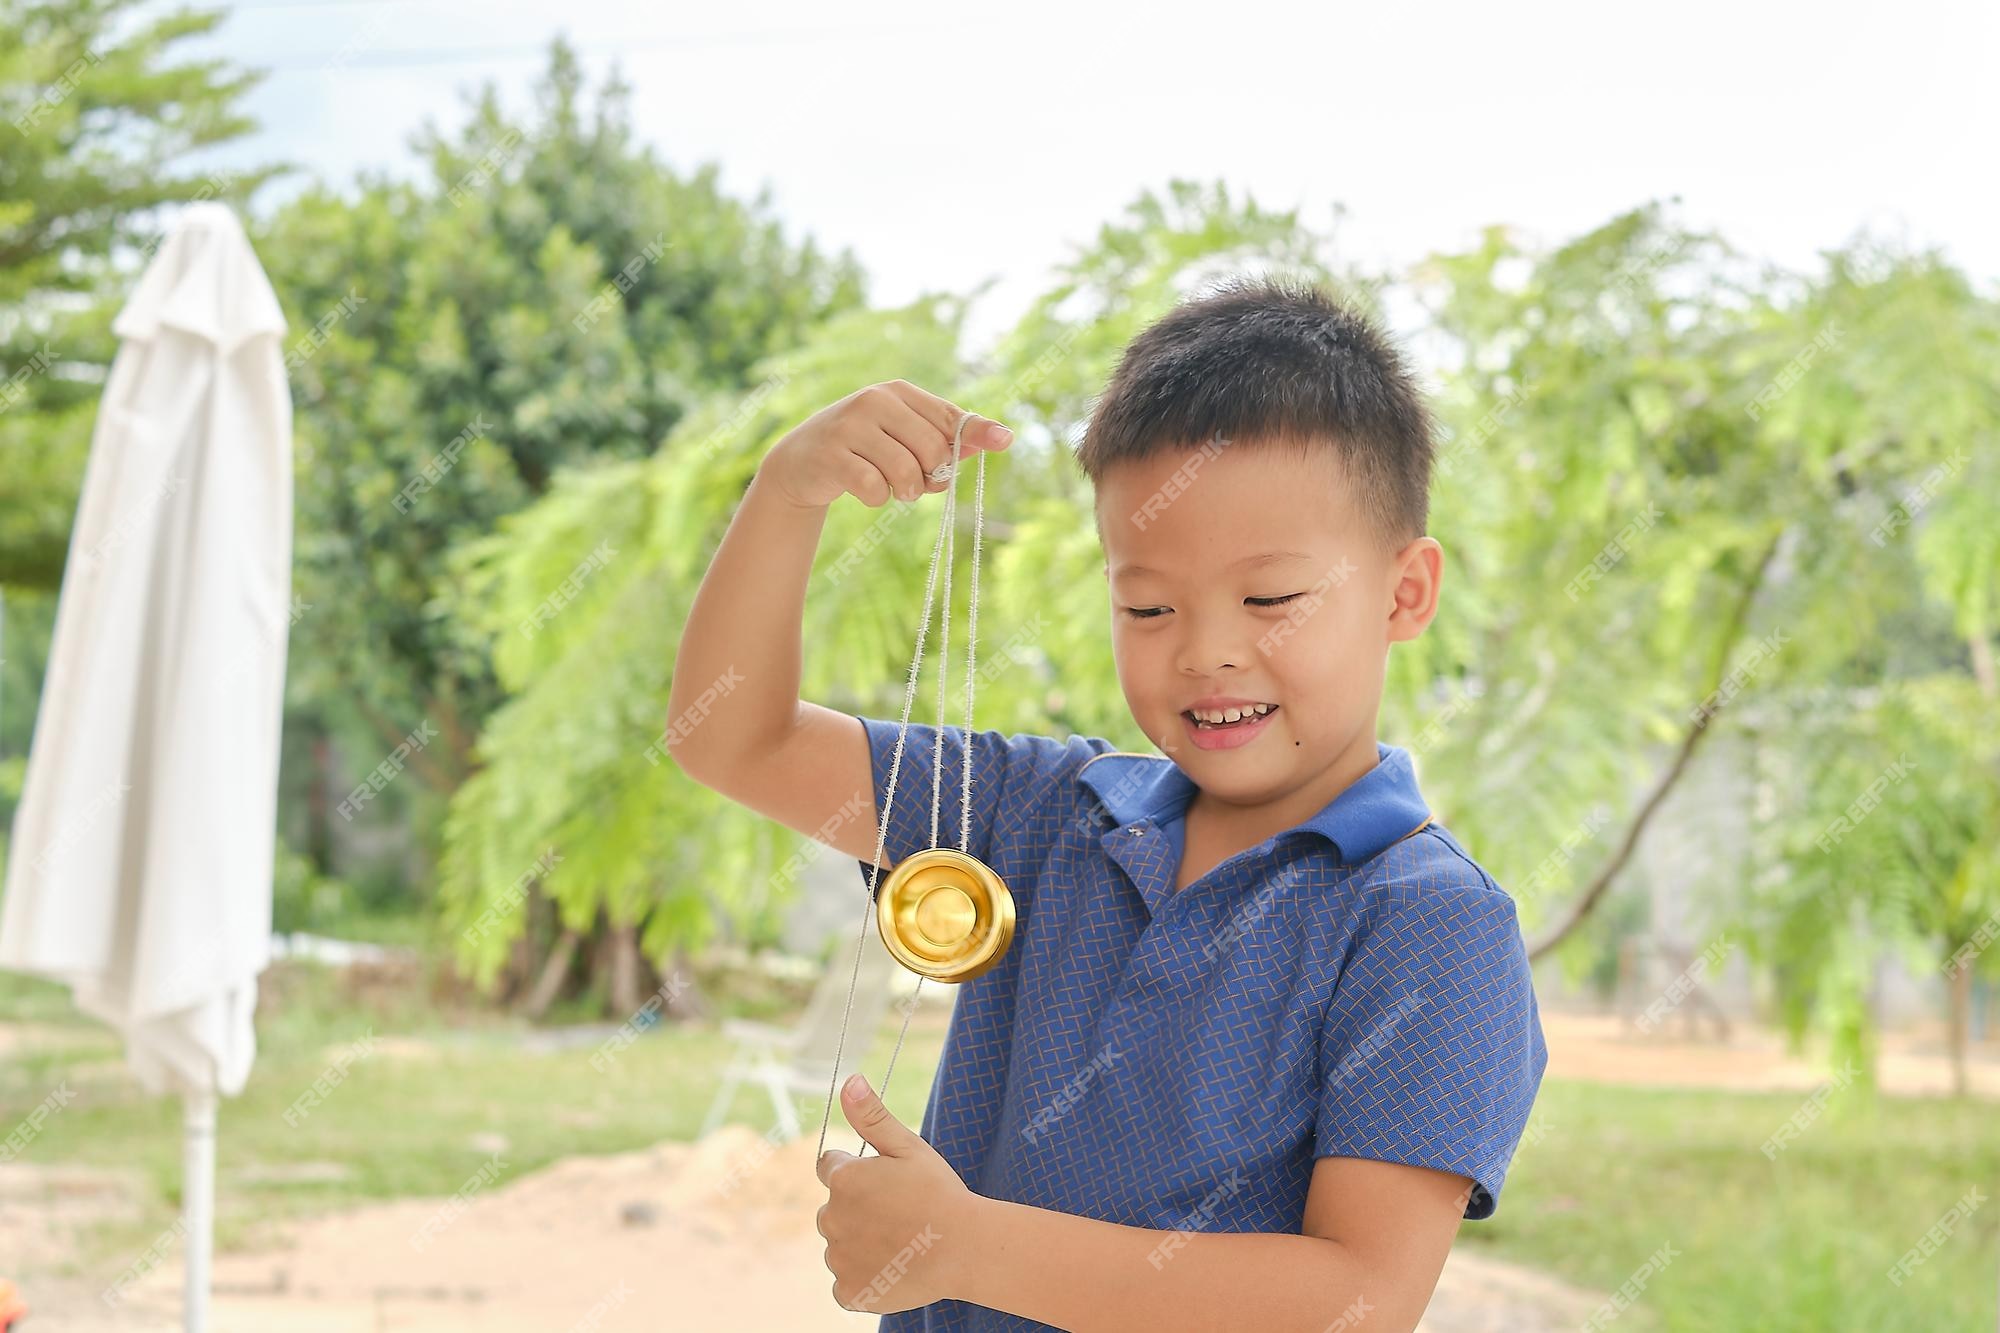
<box><xmin>874</xmin><ymin>847</ymin><xmax>1015</xmax><ymax>983</ymax></box>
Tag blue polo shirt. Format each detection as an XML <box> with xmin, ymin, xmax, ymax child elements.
<box><xmin>846</xmin><ymin>717</ymin><xmax>1547</xmax><ymax>1332</ymax></box>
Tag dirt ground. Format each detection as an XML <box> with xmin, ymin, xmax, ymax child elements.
<box><xmin>5</xmin><ymin>1010</ymin><xmax>1991</xmax><ymax>1332</ymax></box>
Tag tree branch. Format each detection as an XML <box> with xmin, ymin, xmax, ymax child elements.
<box><xmin>1527</xmin><ymin>530</ymin><xmax>1784</xmax><ymax>961</ymax></box>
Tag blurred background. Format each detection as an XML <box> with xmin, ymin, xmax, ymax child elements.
<box><xmin>2</xmin><ymin>0</ymin><xmax>1996</xmax><ymax>1329</ymax></box>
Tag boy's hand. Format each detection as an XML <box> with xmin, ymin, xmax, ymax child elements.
<box><xmin>815</xmin><ymin>1073</ymin><xmax>980</xmax><ymax>1314</ymax></box>
<box><xmin>763</xmin><ymin>379</ymin><xmax>1011</xmax><ymax>510</ymax></box>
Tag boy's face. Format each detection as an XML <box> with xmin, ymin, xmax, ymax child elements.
<box><xmin>1095</xmin><ymin>437</ymin><xmax>1438</xmax><ymax>810</ymax></box>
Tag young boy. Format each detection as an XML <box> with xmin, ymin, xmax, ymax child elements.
<box><xmin>668</xmin><ymin>276</ymin><xmax>1548</xmax><ymax>1332</ymax></box>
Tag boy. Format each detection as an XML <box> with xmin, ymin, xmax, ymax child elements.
<box><xmin>668</xmin><ymin>276</ymin><xmax>1548</xmax><ymax>1331</ymax></box>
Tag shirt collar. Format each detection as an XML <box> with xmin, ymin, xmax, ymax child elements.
<box><xmin>1078</xmin><ymin>742</ymin><xmax>1432</xmax><ymax>866</ymax></box>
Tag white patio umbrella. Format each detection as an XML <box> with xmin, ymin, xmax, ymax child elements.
<box><xmin>0</xmin><ymin>201</ymin><xmax>293</xmax><ymax>1331</ymax></box>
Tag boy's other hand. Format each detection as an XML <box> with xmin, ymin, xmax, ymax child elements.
<box><xmin>816</xmin><ymin>1073</ymin><xmax>981</xmax><ymax>1313</ymax></box>
<box><xmin>763</xmin><ymin>379</ymin><xmax>1011</xmax><ymax>510</ymax></box>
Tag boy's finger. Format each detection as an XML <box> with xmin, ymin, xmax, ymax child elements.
<box><xmin>881</xmin><ymin>379</ymin><xmax>1011</xmax><ymax>452</ymax></box>
<box><xmin>839</xmin><ymin>1074</ymin><xmax>925</xmax><ymax>1158</ymax></box>
<box><xmin>816</xmin><ymin>1147</ymin><xmax>858</xmax><ymax>1185</ymax></box>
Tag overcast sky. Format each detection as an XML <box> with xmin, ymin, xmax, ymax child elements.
<box><xmin>182</xmin><ymin>0</ymin><xmax>1998</xmax><ymax>352</ymax></box>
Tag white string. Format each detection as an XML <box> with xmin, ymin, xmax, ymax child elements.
<box><xmin>816</xmin><ymin>412</ymin><xmax>987</xmax><ymax>1161</ymax></box>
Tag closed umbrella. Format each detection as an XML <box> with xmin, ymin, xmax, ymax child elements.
<box><xmin>0</xmin><ymin>201</ymin><xmax>292</xmax><ymax>1331</ymax></box>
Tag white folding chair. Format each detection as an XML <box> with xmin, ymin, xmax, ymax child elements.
<box><xmin>700</xmin><ymin>924</ymin><xmax>903</xmax><ymax>1141</ymax></box>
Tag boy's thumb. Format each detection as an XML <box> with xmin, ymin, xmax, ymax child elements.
<box><xmin>841</xmin><ymin>1074</ymin><xmax>923</xmax><ymax>1157</ymax></box>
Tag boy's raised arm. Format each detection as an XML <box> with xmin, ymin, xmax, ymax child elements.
<box><xmin>664</xmin><ymin>381</ymin><xmax>1011</xmax><ymax>868</ymax></box>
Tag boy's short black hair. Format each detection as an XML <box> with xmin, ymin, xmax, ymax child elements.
<box><xmin>1077</xmin><ymin>274</ymin><xmax>1436</xmax><ymax>548</ymax></box>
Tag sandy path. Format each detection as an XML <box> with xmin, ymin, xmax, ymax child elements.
<box><xmin>20</xmin><ymin>1006</ymin><xmax>1986</xmax><ymax>1330</ymax></box>
<box><xmin>18</xmin><ymin>1123</ymin><xmax>1604</xmax><ymax>1332</ymax></box>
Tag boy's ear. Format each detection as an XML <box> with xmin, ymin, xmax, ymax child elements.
<box><xmin>1385</xmin><ymin>537</ymin><xmax>1443</xmax><ymax>643</ymax></box>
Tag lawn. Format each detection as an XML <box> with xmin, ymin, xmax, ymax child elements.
<box><xmin>2</xmin><ymin>963</ymin><xmax>1994</xmax><ymax>1331</ymax></box>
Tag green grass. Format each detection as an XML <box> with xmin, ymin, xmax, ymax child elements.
<box><xmin>0</xmin><ymin>962</ymin><xmax>940</xmax><ymax>1271</ymax></box>
<box><xmin>1459</xmin><ymin>1079</ymin><xmax>1997</xmax><ymax>1331</ymax></box>
<box><xmin>3</xmin><ymin>965</ymin><xmax>1995</xmax><ymax>1330</ymax></box>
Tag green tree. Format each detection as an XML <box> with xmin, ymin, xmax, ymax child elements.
<box><xmin>1407</xmin><ymin>213</ymin><xmax>1999</xmax><ymax>969</ymax></box>
<box><xmin>250</xmin><ymin>38</ymin><xmax>865</xmax><ymax>891</ymax></box>
<box><xmin>436</xmin><ymin>180</ymin><xmax>1346</xmax><ymax>1013</ymax></box>
<box><xmin>1</xmin><ymin>0</ymin><xmax>281</xmax><ymax>589</ymax></box>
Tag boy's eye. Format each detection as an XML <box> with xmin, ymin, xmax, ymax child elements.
<box><xmin>1123</xmin><ymin>593</ymin><xmax>1302</xmax><ymax>620</ymax></box>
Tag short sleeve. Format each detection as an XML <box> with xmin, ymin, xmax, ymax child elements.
<box><xmin>848</xmin><ymin>715</ymin><xmax>1113</xmax><ymax>889</ymax></box>
<box><xmin>1313</xmin><ymin>875</ymin><xmax>1548</xmax><ymax>1219</ymax></box>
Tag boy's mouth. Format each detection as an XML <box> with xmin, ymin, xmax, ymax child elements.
<box><xmin>1180</xmin><ymin>702</ymin><xmax>1278</xmax><ymax>751</ymax></box>
<box><xmin>1181</xmin><ymin>702</ymin><xmax>1278</xmax><ymax>730</ymax></box>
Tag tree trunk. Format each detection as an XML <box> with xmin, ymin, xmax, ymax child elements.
<box><xmin>660</xmin><ymin>941</ymin><xmax>709</xmax><ymax>1021</ymax></box>
<box><xmin>306</xmin><ymin>727</ymin><xmax>336</xmax><ymax>873</ymax></box>
<box><xmin>1528</xmin><ymin>531</ymin><xmax>1782</xmax><ymax>961</ymax></box>
<box><xmin>521</xmin><ymin>928</ymin><xmax>581</xmax><ymax>1019</ymax></box>
<box><xmin>608</xmin><ymin>921</ymin><xmax>644</xmax><ymax>1016</ymax></box>
<box><xmin>1947</xmin><ymin>957</ymin><xmax>1972</xmax><ymax>1098</ymax></box>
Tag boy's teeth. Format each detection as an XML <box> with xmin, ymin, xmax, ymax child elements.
<box><xmin>1190</xmin><ymin>703</ymin><xmax>1274</xmax><ymax>725</ymax></box>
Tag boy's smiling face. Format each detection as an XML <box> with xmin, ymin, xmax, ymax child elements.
<box><xmin>1095</xmin><ymin>436</ymin><xmax>1441</xmax><ymax>819</ymax></box>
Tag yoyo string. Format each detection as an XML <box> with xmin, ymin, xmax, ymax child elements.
<box><xmin>815</xmin><ymin>410</ymin><xmax>988</xmax><ymax>1162</ymax></box>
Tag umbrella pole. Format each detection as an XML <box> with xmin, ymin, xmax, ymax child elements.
<box><xmin>182</xmin><ymin>1090</ymin><xmax>217</xmax><ymax>1333</ymax></box>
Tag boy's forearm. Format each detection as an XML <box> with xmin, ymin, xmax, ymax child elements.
<box><xmin>944</xmin><ymin>1194</ymin><xmax>1398</xmax><ymax>1333</ymax></box>
<box><xmin>667</xmin><ymin>463</ymin><xmax>826</xmax><ymax>769</ymax></box>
